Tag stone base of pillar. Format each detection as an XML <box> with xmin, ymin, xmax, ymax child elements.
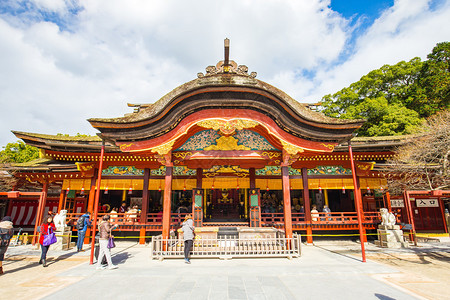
<box><xmin>375</xmin><ymin>225</ymin><xmax>409</xmax><ymax>248</ymax></box>
<box><xmin>50</xmin><ymin>227</ymin><xmax>75</xmax><ymax>251</ymax></box>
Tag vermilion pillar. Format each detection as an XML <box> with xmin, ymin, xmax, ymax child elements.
<box><xmin>33</xmin><ymin>181</ymin><xmax>48</xmax><ymax>245</ymax></box>
<box><xmin>348</xmin><ymin>142</ymin><xmax>366</xmax><ymax>262</ymax></box>
<box><xmin>57</xmin><ymin>189</ymin><xmax>65</xmax><ymax>212</ymax></box>
<box><xmin>87</xmin><ymin>174</ymin><xmax>97</xmax><ymax>213</ymax></box>
<box><xmin>249</xmin><ymin>168</ymin><xmax>256</xmax><ymax>189</ymax></box>
<box><xmin>162</xmin><ymin>166</ymin><xmax>173</xmax><ymax>239</ymax></box>
<box><xmin>301</xmin><ymin>167</ymin><xmax>313</xmax><ymax>243</ymax></box>
<box><xmin>140</xmin><ymin>168</ymin><xmax>150</xmax><ymax>244</ymax></box>
<box><xmin>281</xmin><ymin>166</ymin><xmax>293</xmax><ymax>238</ymax></box>
<box><xmin>89</xmin><ymin>142</ymin><xmax>105</xmax><ymax>265</ymax></box>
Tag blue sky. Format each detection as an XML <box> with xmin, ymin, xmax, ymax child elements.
<box><xmin>0</xmin><ymin>0</ymin><xmax>449</xmax><ymax>146</ymax></box>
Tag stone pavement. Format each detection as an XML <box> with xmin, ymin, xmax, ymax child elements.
<box><xmin>1</xmin><ymin>241</ymin><xmax>430</xmax><ymax>300</ymax></box>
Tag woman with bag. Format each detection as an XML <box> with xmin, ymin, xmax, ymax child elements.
<box><xmin>96</xmin><ymin>215</ymin><xmax>118</xmax><ymax>270</ymax></box>
<box><xmin>0</xmin><ymin>216</ymin><xmax>14</xmax><ymax>275</ymax></box>
<box><xmin>39</xmin><ymin>215</ymin><xmax>56</xmax><ymax>267</ymax></box>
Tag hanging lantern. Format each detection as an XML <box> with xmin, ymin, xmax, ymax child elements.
<box><xmin>158</xmin><ymin>187</ymin><xmax>161</xmax><ymax>192</ymax></box>
<box><xmin>128</xmin><ymin>187</ymin><xmax>133</xmax><ymax>195</ymax></box>
<box><xmin>380</xmin><ymin>186</ymin><xmax>384</xmax><ymax>192</ymax></box>
<box><xmin>66</xmin><ymin>187</ymin><xmax>70</xmax><ymax>193</ymax></box>
<box><xmin>319</xmin><ymin>186</ymin><xmax>322</xmax><ymax>193</ymax></box>
<box><xmin>266</xmin><ymin>179</ymin><xmax>269</xmax><ymax>191</ymax></box>
<box><xmin>342</xmin><ymin>186</ymin><xmax>346</xmax><ymax>194</ymax></box>
<box><xmin>367</xmin><ymin>186</ymin><xmax>371</xmax><ymax>194</ymax></box>
<box><xmin>236</xmin><ymin>178</ymin><xmax>239</xmax><ymax>190</ymax></box>
<box><xmin>104</xmin><ymin>186</ymin><xmax>108</xmax><ymax>194</ymax></box>
<box><xmin>80</xmin><ymin>187</ymin><xmax>85</xmax><ymax>195</ymax></box>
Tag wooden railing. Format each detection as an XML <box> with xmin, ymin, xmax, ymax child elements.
<box><xmin>261</xmin><ymin>212</ymin><xmax>383</xmax><ymax>225</ymax></box>
<box><xmin>150</xmin><ymin>234</ymin><xmax>302</xmax><ymax>259</ymax></box>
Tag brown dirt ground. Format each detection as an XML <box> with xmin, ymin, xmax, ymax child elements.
<box><xmin>367</xmin><ymin>251</ymin><xmax>450</xmax><ymax>300</ymax></box>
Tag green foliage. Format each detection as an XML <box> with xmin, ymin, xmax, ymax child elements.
<box><xmin>321</xmin><ymin>42</ymin><xmax>450</xmax><ymax>136</ymax></box>
<box><xmin>0</xmin><ymin>141</ymin><xmax>40</xmax><ymax>163</ymax></box>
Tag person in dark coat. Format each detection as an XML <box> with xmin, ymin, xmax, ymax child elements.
<box><xmin>181</xmin><ymin>214</ymin><xmax>195</xmax><ymax>264</ymax></box>
<box><xmin>39</xmin><ymin>215</ymin><xmax>56</xmax><ymax>267</ymax></box>
<box><xmin>0</xmin><ymin>216</ymin><xmax>14</xmax><ymax>275</ymax></box>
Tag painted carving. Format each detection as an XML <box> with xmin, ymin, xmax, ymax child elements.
<box><xmin>234</xmin><ymin>130</ymin><xmax>277</xmax><ymax>150</ymax></box>
<box><xmin>102</xmin><ymin>166</ymin><xmax>144</xmax><ymax>176</ymax></box>
<box><xmin>256</xmin><ymin>166</ymin><xmax>281</xmax><ymax>176</ymax></box>
<box><xmin>204</xmin><ymin>165</ymin><xmax>249</xmax><ymax>178</ymax></box>
<box><xmin>308</xmin><ymin>166</ymin><xmax>352</xmax><ymax>176</ymax></box>
<box><xmin>176</xmin><ymin>130</ymin><xmax>221</xmax><ymax>151</ymax></box>
<box><xmin>280</xmin><ymin>140</ymin><xmax>305</xmax><ymax>155</ymax></box>
<box><xmin>320</xmin><ymin>143</ymin><xmax>336</xmax><ymax>151</ymax></box>
<box><xmin>119</xmin><ymin>143</ymin><xmax>134</xmax><ymax>151</ymax></box>
<box><xmin>380</xmin><ymin>208</ymin><xmax>396</xmax><ymax>226</ymax></box>
<box><xmin>197</xmin><ymin>119</ymin><xmax>258</xmax><ymax>135</ymax></box>
<box><xmin>54</xmin><ymin>209</ymin><xmax>67</xmax><ymax>229</ymax></box>
<box><xmin>151</xmin><ymin>140</ymin><xmax>175</xmax><ymax>155</ymax></box>
<box><xmin>204</xmin><ymin>136</ymin><xmax>250</xmax><ymax>151</ymax></box>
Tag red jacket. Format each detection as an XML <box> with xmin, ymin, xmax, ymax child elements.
<box><xmin>39</xmin><ymin>222</ymin><xmax>56</xmax><ymax>245</ymax></box>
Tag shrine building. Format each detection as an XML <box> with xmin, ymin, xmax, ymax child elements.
<box><xmin>1</xmin><ymin>40</ymin><xmax>448</xmax><ymax>243</ymax></box>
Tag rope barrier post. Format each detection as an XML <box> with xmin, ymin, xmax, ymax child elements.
<box><xmin>89</xmin><ymin>140</ymin><xmax>105</xmax><ymax>265</ymax></box>
<box><xmin>348</xmin><ymin>141</ymin><xmax>366</xmax><ymax>263</ymax></box>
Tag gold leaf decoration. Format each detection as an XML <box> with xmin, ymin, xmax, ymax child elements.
<box><xmin>151</xmin><ymin>140</ymin><xmax>175</xmax><ymax>155</ymax></box>
<box><xmin>197</xmin><ymin>119</ymin><xmax>258</xmax><ymax>135</ymax></box>
<box><xmin>280</xmin><ymin>140</ymin><xmax>305</xmax><ymax>155</ymax></box>
<box><xmin>204</xmin><ymin>136</ymin><xmax>251</xmax><ymax>151</ymax></box>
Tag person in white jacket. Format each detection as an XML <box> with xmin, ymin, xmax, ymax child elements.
<box><xmin>181</xmin><ymin>214</ymin><xmax>195</xmax><ymax>264</ymax></box>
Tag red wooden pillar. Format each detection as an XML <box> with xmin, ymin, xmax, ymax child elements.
<box><xmin>32</xmin><ymin>181</ymin><xmax>48</xmax><ymax>245</ymax></box>
<box><xmin>348</xmin><ymin>142</ymin><xmax>366</xmax><ymax>262</ymax></box>
<box><xmin>162</xmin><ymin>166</ymin><xmax>173</xmax><ymax>239</ymax></box>
<box><xmin>87</xmin><ymin>173</ymin><xmax>97</xmax><ymax>213</ymax></box>
<box><xmin>89</xmin><ymin>143</ymin><xmax>105</xmax><ymax>265</ymax></box>
<box><xmin>57</xmin><ymin>189</ymin><xmax>65</xmax><ymax>212</ymax></box>
<box><xmin>140</xmin><ymin>168</ymin><xmax>150</xmax><ymax>244</ymax></box>
<box><xmin>438</xmin><ymin>197</ymin><xmax>448</xmax><ymax>234</ymax></box>
<box><xmin>281</xmin><ymin>166</ymin><xmax>293</xmax><ymax>238</ymax></box>
<box><xmin>385</xmin><ymin>191</ymin><xmax>392</xmax><ymax>212</ymax></box>
<box><xmin>403</xmin><ymin>191</ymin><xmax>417</xmax><ymax>246</ymax></box>
<box><xmin>301</xmin><ymin>167</ymin><xmax>313</xmax><ymax>244</ymax></box>
<box><xmin>196</xmin><ymin>168</ymin><xmax>203</xmax><ymax>189</ymax></box>
<box><xmin>249</xmin><ymin>168</ymin><xmax>256</xmax><ymax>189</ymax></box>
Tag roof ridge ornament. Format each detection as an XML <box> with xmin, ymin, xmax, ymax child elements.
<box><xmin>197</xmin><ymin>38</ymin><xmax>257</xmax><ymax>78</ymax></box>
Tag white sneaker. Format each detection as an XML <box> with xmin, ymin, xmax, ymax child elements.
<box><xmin>96</xmin><ymin>265</ymin><xmax>106</xmax><ymax>270</ymax></box>
<box><xmin>108</xmin><ymin>265</ymin><xmax>118</xmax><ymax>270</ymax></box>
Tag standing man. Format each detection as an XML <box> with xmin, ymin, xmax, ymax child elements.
<box><xmin>181</xmin><ymin>214</ymin><xmax>195</xmax><ymax>264</ymax></box>
<box><xmin>77</xmin><ymin>212</ymin><xmax>91</xmax><ymax>252</ymax></box>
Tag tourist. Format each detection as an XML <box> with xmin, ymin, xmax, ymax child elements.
<box><xmin>76</xmin><ymin>212</ymin><xmax>91</xmax><ymax>252</ymax></box>
<box><xmin>0</xmin><ymin>216</ymin><xmax>14</xmax><ymax>275</ymax></box>
<box><xmin>96</xmin><ymin>215</ymin><xmax>118</xmax><ymax>270</ymax></box>
<box><xmin>39</xmin><ymin>215</ymin><xmax>56</xmax><ymax>267</ymax></box>
<box><xmin>311</xmin><ymin>205</ymin><xmax>319</xmax><ymax>222</ymax></box>
<box><xmin>182</xmin><ymin>214</ymin><xmax>195</xmax><ymax>264</ymax></box>
<box><xmin>323</xmin><ymin>205</ymin><xmax>332</xmax><ymax>221</ymax></box>
<box><xmin>110</xmin><ymin>207</ymin><xmax>118</xmax><ymax>222</ymax></box>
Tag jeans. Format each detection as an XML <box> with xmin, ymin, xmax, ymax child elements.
<box><xmin>77</xmin><ymin>230</ymin><xmax>86</xmax><ymax>251</ymax></box>
<box><xmin>184</xmin><ymin>240</ymin><xmax>193</xmax><ymax>260</ymax></box>
<box><xmin>40</xmin><ymin>245</ymin><xmax>50</xmax><ymax>261</ymax></box>
<box><xmin>96</xmin><ymin>239</ymin><xmax>113</xmax><ymax>268</ymax></box>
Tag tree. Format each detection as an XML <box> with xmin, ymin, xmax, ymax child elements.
<box><xmin>0</xmin><ymin>141</ymin><xmax>39</xmax><ymax>163</ymax></box>
<box><xmin>320</xmin><ymin>42</ymin><xmax>450</xmax><ymax>136</ymax></box>
<box><xmin>320</xmin><ymin>58</ymin><xmax>424</xmax><ymax>136</ymax></box>
<box><xmin>384</xmin><ymin>110</ymin><xmax>450</xmax><ymax>194</ymax></box>
<box><xmin>407</xmin><ymin>42</ymin><xmax>450</xmax><ymax>117</ymax></box>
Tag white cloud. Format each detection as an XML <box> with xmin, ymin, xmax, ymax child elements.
<box><xmin>0</xmin><ymin>0</ymin><xmax>449</xmax><ymax>146</ymax></box>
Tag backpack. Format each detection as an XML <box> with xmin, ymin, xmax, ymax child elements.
<box><xmin>77</xmin><ymin>216</ymin><xmax>86</xmax><ymax>230</ymax></box>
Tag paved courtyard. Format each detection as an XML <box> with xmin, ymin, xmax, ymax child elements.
<box><xmin>1</xmin><ymin>240</ymin><xmax>449</xmax><ymax>300</ymax></box>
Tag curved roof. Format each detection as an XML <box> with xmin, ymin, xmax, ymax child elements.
<box><xmin>88</xmin><ymin>60</ymin><xmax>364</xmax><ymax>145</ymax></box>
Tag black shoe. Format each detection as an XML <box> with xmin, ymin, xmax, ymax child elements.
<box><xmin>42</xmin><ymin>259</ymin><xmax>46</xmax><ymax>267</ymax></box>
<box><xmin>38</xmin><ymin>259</ymin><xmax>42</xmax><ymax>264</ymax></box>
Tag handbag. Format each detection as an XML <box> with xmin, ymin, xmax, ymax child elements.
<box><xmin>107</xmin><ymin>236</ymin><xmax>116</xmax><ymax>249</ymax></box>
<box><xmin>43</xmin><ymin>227</ymin><xmax>57</xmax><ymax>246</ymax></box>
